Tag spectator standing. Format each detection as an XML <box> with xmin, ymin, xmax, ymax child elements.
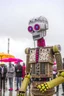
<box><xmin>62</xmin><ymin>58</ymin><xmax>64</xmax><ymax>95</ymax></box>
<box><xmin>0</xmin><ymin>63</ymin><xmax>7</xmax><ymax>91</ymax></box>
<box><xmin>15</xmin><ymin>62</ymin><xmax>22</xmax><ymax>91</ymax></box>
<box><xmin>7</xmin><ymin>62</ymin><xmax>15</xmax><ymax>91</ymax></box>
<box><xmin>53</xmin><ymin>62</ymin><xmax>58</xmax><ymax>94</ymax></box>
<box><xmin>56</xmin><ymin>58</ymin><xmax>64</xmax><ymax>95</ymax></box>
<box><xmin>22</xmin><ymin>63</ymin><xmax>26</xmax><ymax>79</ymax></box>
<box><xmin>53</xmin><ymin>64</ymin><xmax>57</xmax><ymax>79</ymax></box>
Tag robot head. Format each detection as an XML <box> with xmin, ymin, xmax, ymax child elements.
<box><xmin>28</xmin><ymin>16</ymin><xmax>48</xmax><ymax>40</ymax></box>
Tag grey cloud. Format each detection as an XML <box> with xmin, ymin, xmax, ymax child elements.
<box><xmin>0</xmin><ymin>0</ymin><xmax>64</xmax><ymax>39</ymax></box>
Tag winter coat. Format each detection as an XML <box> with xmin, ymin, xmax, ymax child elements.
<box><xmin>0</xmin><ymin>66</ymin><xmax>7</xmax><ymax>79</ymax></box>
<box><xmin>15</xmin><ymin>65</ymin><xmax>22</xmax><ymax>77</ymax></box>
<box><xmin>7</xmin><ymin>65</ymin><xmax>15</xmax><ymax>78</ymax></box>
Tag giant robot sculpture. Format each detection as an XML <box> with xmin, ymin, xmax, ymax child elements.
<box><xmin>18</xmin><ymin>16</ymin><xmax>63</xmax><ymax>96</ymax></box>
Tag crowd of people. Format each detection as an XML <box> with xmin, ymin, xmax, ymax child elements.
<box><xmin>0</xmin><ymin>62</ymin><xmax>26</xmax><ymax>91</ymax></box>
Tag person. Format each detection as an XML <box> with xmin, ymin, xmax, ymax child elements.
<box><xmin>62</xmin><ymin>58</ymin><xmax>64</xmax><ymax>95</ymax></box>
<box><xmin>0</xmin><ymin>63</ymin><xmax>7</xmax><ymax>91</ymax></box>
<box><xmin>15</xmin><ymin>62</ymin><xmax>22</xmax><ymax>91</ymax></box>
<box><xmin>52</xmin><ymin>62</ymin><xmax>58</xmax><ymax>94</ymax></box>
<box><xmin>56</xmin><ymin>58</ymin><xmax>64</xmax><ymax>95</ymax></box>
<box><xmin>53</xmin><ymin>64</ymin><xmax>57</xmax><ymax>79</ymax></box>
<box><xmin>7</xmin><ymin>62</ymin><xmax>15</xmax><ymax>91</ymax></box>
<box><xmin>22</xmin><ymin>63</ymin><xmax>26</xmax><ymax>79</ymax></box>
<box><xmin>5</xmin><ymin>65</ymin><xmax>7</xmax><ymax>83</ymax></box>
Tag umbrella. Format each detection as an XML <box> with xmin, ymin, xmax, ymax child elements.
<box><xmin>0</xmin><ymin>53</ymin><xmax>15</xmax><ymax>60</ymax></box>
<box><xmin>0</xmin><ymin>57</ymin><xmax>23</xmax><ymax>63</ymax></box>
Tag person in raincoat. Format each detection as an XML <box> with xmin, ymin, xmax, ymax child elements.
<box><xmin>22</xmin><ymin>63</ymin><xmax>26</xmax><ymax>79</ymax></box>
<box><xmin>7</xmin><ymin>62</ymin><xmax>15</xmax><ymax>91</ymax></box>
<box><xmin>15</xmin><ymin>62</ymin><xmax>22</xmax><ymax>91</ymax></box>
<box><xmin>0</xmin><ymin>63</ymin><xmax>7</xmax><ymax>91</ymax></box>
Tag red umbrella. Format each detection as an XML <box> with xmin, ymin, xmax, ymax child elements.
<box><xmin>0</xmin><ymin>57</ymin><xmax>23</xmax><ymax>62</ymax></box>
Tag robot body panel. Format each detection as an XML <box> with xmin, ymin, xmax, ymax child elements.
<box><xmin>25</xmin><ymin>47</ymin><xmax>55</xmax><ymax>96</ymax></box>
<box><xmin>29</xmin><ymin>47</ymin><xmax>54</xmax><ymax>64</ymax></box>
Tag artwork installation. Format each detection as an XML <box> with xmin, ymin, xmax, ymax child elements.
<box><xmin>18</xmin><ymin>16</ymin><xmax>64</xmax><ymax>96</ymax></box>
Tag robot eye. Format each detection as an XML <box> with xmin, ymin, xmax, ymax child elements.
<box><xmin>28</xmin><ymin>26</ymin><xmax>33</xmax><ymax>32</ymax></box>
<box><xmin>34</xmin><ymin>24</ymin><xmax>40</xmax><ymax>31</ymax></box>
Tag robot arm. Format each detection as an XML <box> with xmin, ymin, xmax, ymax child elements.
<box><xmin>37</xmin><ymin>73</ymin><xmax>64</xmax><ymax>93</ymax></box>
<box><xmin>25</xmin><ymin>48</ymin><xmax>31</xmax><ymax>74</ymax></box>
<box><xmin>53</xmin><ymin>45</ymin><xmax>63</xmax><ymax>70</ymax></box>
<box><xmin>18</xmin><ymin>74</ymin><xmax>31</xmax><ymax>96</ymax></box>
<box><xmin>37</xmin><ymin>45</ymin><xmax>64</xmax><ymax>93</ymax></box>
<box><xmin>18</xmin><ymin>48</ymin><xmax>31</xmax><ymax>96</ymax></box>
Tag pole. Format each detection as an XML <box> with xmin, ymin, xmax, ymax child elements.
<box><xmin>8</xmin><ymin>38</ymin><xmax>10</xmax><ymax>54</ymax></box>
<box><xmin>34</xmin><ymin>40</ymin><xmax>35</xmax><ymax>48</ymax></box>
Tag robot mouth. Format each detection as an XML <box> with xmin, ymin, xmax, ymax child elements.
<box><xmin>33</xmin><ymin>35</ymin><xmax>40</xmax><ymax>39</ymax></box>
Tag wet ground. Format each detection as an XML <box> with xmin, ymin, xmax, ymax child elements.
<box><xmin>53</xmin><ymin>85</ymin><xmax>64</xmax><ymax>96</ymax></box>
<box><xmin>0</xmin><ymin>79</ymin><xmax>17</xmax><ymax>96</ymax></box>
<box><xmin>0</xmin><ymin>79</ymin><xmax>63</xmax><ymax>96</ymax></box>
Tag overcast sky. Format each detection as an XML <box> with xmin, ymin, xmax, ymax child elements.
<box><xmin>0</xmin><ymin>0</ymin><xmax>64</xmax><ymax>62</ymax></box>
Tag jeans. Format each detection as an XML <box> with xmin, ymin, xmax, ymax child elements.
<box><xmin>16</xmin><ymin>77</ymin><xmax>22</xmax><ymax>89</ymax></box>
<box><xmin>9</xmin><ymin>78</ymin><xmax>13</xmax><ymax>88</ymax></box>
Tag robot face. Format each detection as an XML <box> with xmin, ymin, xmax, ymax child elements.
<box><xmin>28</xmin><ymin>16</ymin><xmax>48</xmax><ymax>40</ymax></box>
